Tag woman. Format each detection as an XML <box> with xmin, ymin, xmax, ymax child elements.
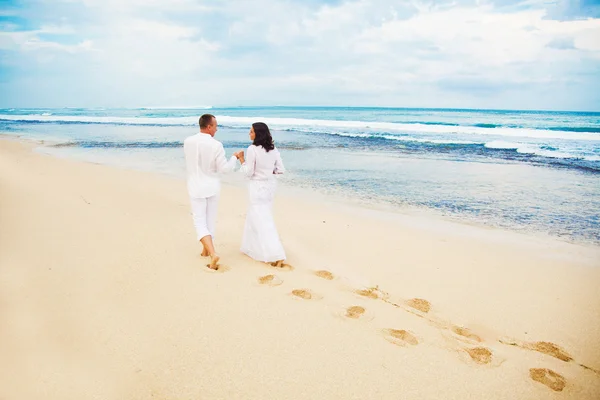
<box><xmin>237</xmin><ymin>122</ymin><xmax>286</xmax><ymax>267</ymax></box>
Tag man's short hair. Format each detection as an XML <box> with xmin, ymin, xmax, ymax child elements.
<box><xmin>199</xmin><ymin>114</ymin><xmax>216</xmax><ymax>129</ymax></box>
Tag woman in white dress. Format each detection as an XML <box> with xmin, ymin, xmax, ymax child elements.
<box><xmin>237</xmin><ymin>122</ymin><xmax>286</xmax><ymax>267</ymax></box>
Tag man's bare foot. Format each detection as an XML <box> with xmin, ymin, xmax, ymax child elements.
<box><xmin>270</xmin><ymin>260</ymin><xmax>284</xmax><ymax>268</ymax></box>
<box><xmin>208</xmin><ymin>255</ymin><xmax>220</xmax><ymax>270</ymax></box>
<box><xmin>201</xmin><ymin>250</ymin><xmax>209</xmax><ymax>257</ymax></box>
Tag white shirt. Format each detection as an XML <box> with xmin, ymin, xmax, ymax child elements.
<box><xmin>184</xmin><ymin>133</ymin><xmax>237</xmax><ymax>198</ymax></box>
<box><xmin>240</xmin><ymin>145</ymin><xmax>285</xmax><ymax>180</ymax></box>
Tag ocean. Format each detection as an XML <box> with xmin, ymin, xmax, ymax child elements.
<box><xmin>1</xmin><ymin>106</ymin><xmax>599</xmax><ymax>244</ymax></box>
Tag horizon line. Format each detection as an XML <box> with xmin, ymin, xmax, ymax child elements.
<box><xmin>1</xmin><ymin>105</ymin><xmax>600</xmax><ymax>113</ymax></box>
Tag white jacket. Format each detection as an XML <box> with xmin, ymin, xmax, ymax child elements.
<box><xmin>184</xmin><ymin>133</ymin><xmax>237</xmax><ymax>198</ymax></box>
<box><xmin>240</xmin><ymin>145</ymin><xmax>285</xmax><ymax>180</ymax></box>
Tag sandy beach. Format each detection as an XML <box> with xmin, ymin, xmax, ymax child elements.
<box><xmin>1</xmin><ymin>137</ymin><xmax>599</xmax><ymax>399</ymax></box>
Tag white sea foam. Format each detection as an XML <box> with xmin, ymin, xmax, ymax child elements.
<box><xmin>483</xmin><ymin>141</ymin><xmax>594</xmax><ymax>159</ymax></box>
<box><xmin>1</xmin><ymin>114</ymin><xmax>599</xmax><ymax>141</ymax></box>
<box><xmin>392</xmin><ymin>137</ymin><xmax>480</xmax><ymax>145</ymax></box>
<box><xmin>509</xmin><ymin>145</ymin><xmax>585</xmax><ymax>159</ymax></box>
<box><xmin>484</xmin><ymin>140</ymin><xmax>521</xmax><ymax>149</ymax></box>
<box><xmin>135</xmin><ymin>105</ymin><xmax>213</xmax><ymax>109</ymax></box>
<box><xmin>0</xmin><ymin>114</ymin><xmax>197</xmax><ymax>125</ymax></box>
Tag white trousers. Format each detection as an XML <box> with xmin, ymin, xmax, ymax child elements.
<box><xmin>190</xmin><ymin>194</ymin><xmax>220</xmax><ymax>241</ymax></box>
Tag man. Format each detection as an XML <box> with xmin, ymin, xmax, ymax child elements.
<box><xmin>184</xmin><ymin>114</ymin><xmax>241</xmax><ymax>269</ymax></box>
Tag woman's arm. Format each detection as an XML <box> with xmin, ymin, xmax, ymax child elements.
<box><xmin>239</xmin><ymin>145</ymin><xmax>256</xmax><ymax>177</ymax></box>
<box><xmin>273</xmin><ymin>149</ymin><xmax>285</xmax><ymax>174</ymax></box>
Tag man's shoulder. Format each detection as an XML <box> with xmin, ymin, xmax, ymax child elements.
<box><xmin>184</xmin><ymin>133</ymin><xmax>213</xmax><ymax>145</ymax></box>
<box><xmin>184</xmin><ymin>134</ymin><xmax>198</xmax><ymax>144</ymax></box>
<box><xmin>212</xmin><ymin>137</ymin><xmax>225</xmax><ymax>148</ymax></box>
<box><xmin>185</xmin><ymin>134</ymin><xmax>224</xmax><ymax>151</ymax></box>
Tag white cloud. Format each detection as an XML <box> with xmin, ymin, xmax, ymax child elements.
<box><xmin>51</xmin><ymin>0</ymin><xmax>214</xmax><ymax>12</ymax></box>
<box><xmin>22</xmin><ymin>38</ymin><xmax>93</xmax><ymax>53</ymax></box>
<box><xmin>126</xmin><ymin>19</ymin><xmax>198</xmax><ymax>39</ymax></box>
<box><xmin>0</xmin><ymin>30</ymin><xmax>94</xmax><ymax>56</ymax></box>
<box><xmin>1</xmin><ymin>0</ymin><xmax>599</xmax><ymax>109</ymax></box>
<box><xmin>38</xmin><ymin>24</ymin><xmax>77</xmax><ymax>34</ymax></box>
<box><xmin>355</xmin><ymin>5</ymin><xmax>600</xmax><ymax>65</ymax></box>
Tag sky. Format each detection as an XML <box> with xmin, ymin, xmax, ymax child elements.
<box><xmin>0</xmin><ymin>0</ymin><xmax>599</xmax><ymax>110</ymax></box>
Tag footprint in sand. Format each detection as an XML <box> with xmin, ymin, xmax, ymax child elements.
<box><xmin>257</xmin><ymin>274</ymin><xmax>283</xmax><ymax>287</ymax></box>
<box><xmin>291</xmin><ymin>289</ymin><xmax>322</xmax><ymax>300</ymax></box>
<box><xmin>529</xmin><ymin>368</ymin><xmax>566</xmax><ymax>392</ymax></box>
<box><xmin>354</xmin><ymin>286</ymin><xmax>388</xmax><ymax>300</ymax></box>
<box><xmin>456</xmin><ymin>345</ymin><xmax>505</xmax><ymax>368</ymax></box>
<box><xmin>202</xmin><ymin>264</ymin><xmax>230</xmax><ymax>273</ymax></box>
<box><xmin>451</xmin><ymin>325</ymin><xmax>483</xmax><ymax>344</ymax></box>
<box><xmin>269</xmin><ymin>262</ymin><xmax>294</xmax><ymax>271</ymax></box>
<box><xmin>335</xmin><ymin>305</ymin><xmax>375</xmax><ymax>322</ymax></box>
<box><xmin>442</xmin><ymin>327</ymin><xmax>502</xmax><ymax>367</ymax></box>
<box><xmin>499</xmin><ymin>339</ymin><xmax>573</xmax><ymax>362</ymax></box>
<box><xmin>437</xmin><ymin>323</ymin><xmax>485</xmax><ymax>348</ymax></box>
<box><xmin>525</xmin><ymin>342</ymin><xmax>573</xmax><ymax>362</ymax></box>
<box><xmin>382</xmin><ymin>329</ymin><xmax>419</xmax><ymax>347</ymax></box>
<box><xmin>346</xmin><ymin>306</ymin><xmax>366</xmax><ymax>319</ymax></box>
<box><xmin>405</xmin><ymin>298</ymin><xmax>431</xmax><ymax>313</ymax></box>
<box><xmin>465</xmin><ymin>347</ymin><xmax>493</xmax><ymax>365</ymax></box>
<box><xmin>313</xmin><ymin>270</ymin><xmax>335</xmax><ymax>280</ymax></box>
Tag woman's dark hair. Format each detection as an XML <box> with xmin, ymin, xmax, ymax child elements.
<box><xmin>252</xmin><ymin>122</ymin><xmax>275</xmax><ymax>152</ymax></box>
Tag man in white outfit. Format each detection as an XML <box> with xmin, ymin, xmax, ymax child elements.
<box><xmin>184</xmin><ymin>114</ymin><xmax>240</xmax><ymax>269</ymax></box>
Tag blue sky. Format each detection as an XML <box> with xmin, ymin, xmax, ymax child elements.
<box><xmin>0</xmin><ymin>0</ymin><xmax>599</xmax><ymax>110</ymax></box>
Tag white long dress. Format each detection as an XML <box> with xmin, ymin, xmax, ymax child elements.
<box><xmin>239</xmin><ymin>145</ymin><xmax>286</xmax><ymax>262</ymax></box>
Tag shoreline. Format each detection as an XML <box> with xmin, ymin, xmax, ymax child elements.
<box><xmin>18</xmin><ymin>133</ymin><xmax>599</xmax><ymax>249</ymax></box>
<box><xmin>273</xmin><ymin>180</ymin><xmax>600</xmax><ymax>251</ymax></box>
<box><xmin>1</xmin><ymin>136</ymin><xmax>599</xmax><ymax>399</ymax></box>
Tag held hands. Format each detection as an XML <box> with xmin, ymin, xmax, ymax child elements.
<box><xmin>233</xmin><ymin>150</ymin><xmax>245</xmax><ymax>164</ymax></box>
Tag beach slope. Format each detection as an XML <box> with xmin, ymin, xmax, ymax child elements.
<box><xmin>1</xmin><ymin>138</ymin><xmax>599</xmax><ymax>399</ymax></box>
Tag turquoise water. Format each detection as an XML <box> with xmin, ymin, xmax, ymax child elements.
<box><xmin>1</xmin><ymin>106</ymin><xmax>599</xmax><ymax>244</ymax></box>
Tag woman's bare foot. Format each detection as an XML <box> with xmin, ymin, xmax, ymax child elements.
<box><xmin>208</xmin><ymin>255</ymin><xmax>220</xmax><ymax>270</ymax></box>
<box><xmin>201</xmin><ymin>249</ymin><xmax>209</xmax><ymax>257</ymax></box>
<box><xmin>270</xmin><ymin>260</ymin><xmax>284</xmax><ymax>268</ymax></box>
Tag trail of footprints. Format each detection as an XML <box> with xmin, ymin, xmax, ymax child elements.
<box><xmin>251</xmin><ymin>265</ymin><xmax>593</xmax><ymax>393</ymax></box>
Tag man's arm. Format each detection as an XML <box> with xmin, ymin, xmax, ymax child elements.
<box><xmin>214</xmin><ymin>143</ymin><xmax>237</xmax><ymax>173</ymax></box>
